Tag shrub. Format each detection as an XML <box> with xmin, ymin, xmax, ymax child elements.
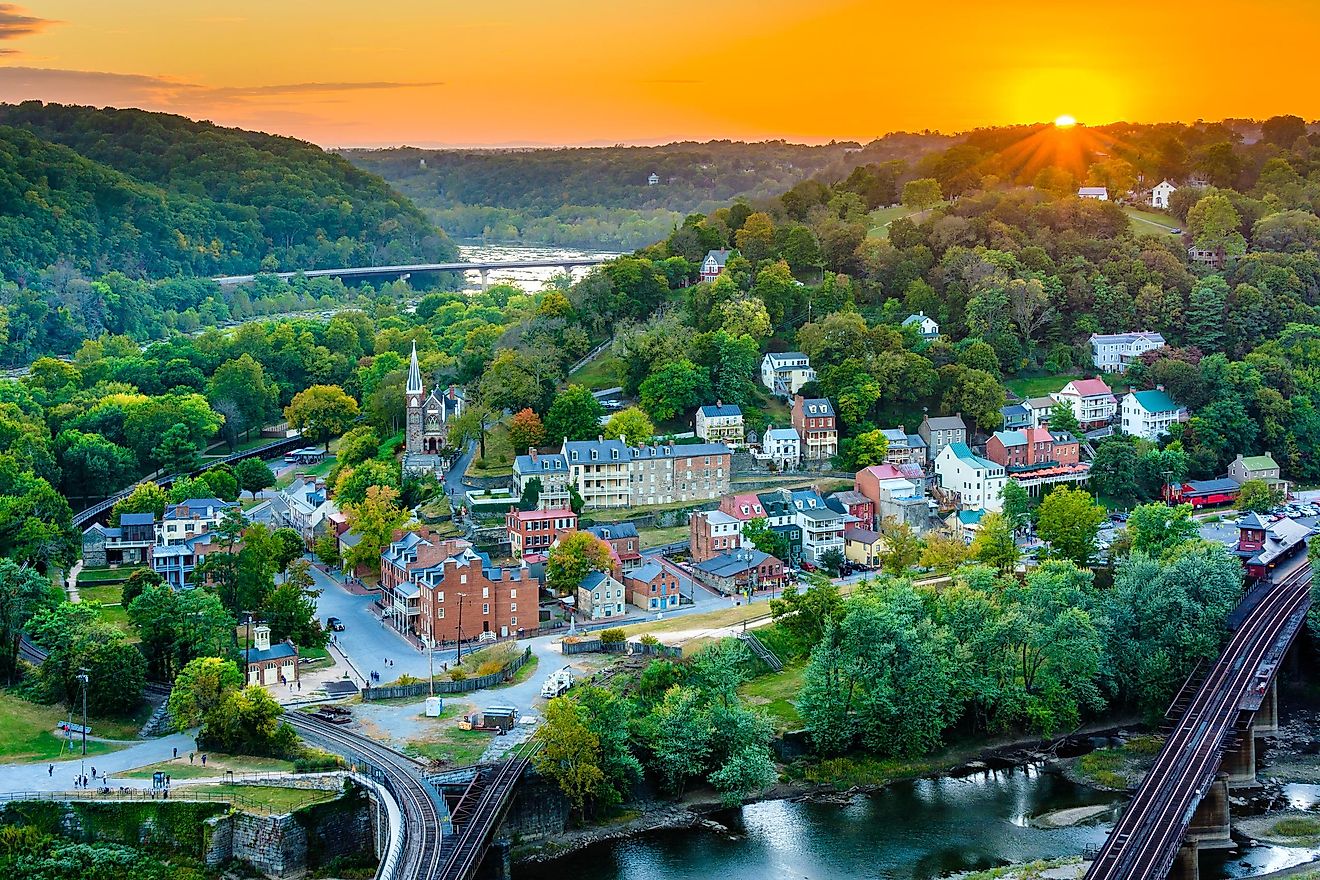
<box><xmin>599</xmin><ymin>628</ymin><xmax>625</xmax><ymax>644</ymax></box>
<box><xmin>640</xmin><ymin>634</ymin><xmax>659</xmax><ymax>646</ymax></box>
<box><xmin>293</xmin><ymin>750</ymin><xmax>342</xmax><ymax>773</ymax></box>
<box><xmin>394</xmin><ymin>674</ymin><xmax>423</xmax><ymax>686</ymax></box>
<box><xmin>448</xmin><ymin>668</ymin><xmax>468</xmax><ymax>681</ymax></box>
<box><xmin>476</xmin><ymin>660</ymin><xmax>505</xmax><ymax>676</ymax></box>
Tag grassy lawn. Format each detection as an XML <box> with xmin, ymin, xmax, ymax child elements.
<box><xmin>78</xmin><ymin>583</ymin><xmax>137</xmax><ymax>641</ymax></box>
<box><xmin>405</xmin><ymin>727</ymin><xmax>493</xmax><ymax>766</ymax></box>
<box><xmin>617</xmin><ymin>601</ymin><xmax>768</xmax><ymax>640</ymax></box>
<box><xmin>121</xmin><ymin>753</ymin><xmax>298</xmax><ymax>779</ymax></box>
<box><xmin>1123</xmin><ymin>205</ymin><xmax>1179</xmax><ymax>233</ymax></box>
<box><xmin>800</xmin><ymin>753</ymin><xmax>937</xmax><ymax>786</ymax></box>
<box><xmin>493</xmin><ymin>653</ymin><xmax>539</xmax><ymax>689</ymax></box>
<box><xmin>638</xmin><ymin>524</ymin><xmax>689</xmax><ymax>548</ymax></box>
<box><xmin>77</xmin><ymin>566</ymin><xmax>142</xmax><ymax>585</ymax></box>
<box><xmin>0</xmin><ymin>692</ymin><xmax>150</xmax><ymax>763</ymax></box>
<box><xmin>569</xmin><ymin>352</ymin><xmax>624</xmax><ymax>391</ymax></box>
<box><xmin>739</xmin><ymin>662</ymin><xmax>805</xmax><ymax>731</ymax></box>
<box><xmin>1075</xmin><ymin>735</ymin><xmax>1162</xmax><ymax>789</ymax></box>
<box><xmin>469</xmin><ymin>422</ymin><xmax>515</xmax><ymax>477</ymax></box>
<box><xmin>1004</xmin><ymin>373</ymin><xmax>1084</xmax><ymax>400</ymax></box>
<box><xmin>186</xmin><ymin>783</ymin><xmax>337</xmax><ymax>812</ymax></box>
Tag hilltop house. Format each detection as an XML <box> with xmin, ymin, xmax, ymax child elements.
<box><xmin>159</xmin><ymin>498</ymin><xmax>238</xmax><ymax>546</ymax></box>
<box><xmin>1077</xmin><ymin>186</ymin><xmax>1109</xmax><ymax>200</ymax></box>
<box><xmin>761</xmin><ymin>352</ymin><xmax>816</xmax><ymax>397</ymax></box>
<box><xmin>1055</xmin><ymin>378</ymin><xmax>1118</xmax><ymax>429</ymax></box>
<box><xmin>878</xmin><ymin>427</ymin><xmax>928</xmax><ymax>467</ymax></box>
<box><xmin>1089</xmin><ymin>331</ymin><xmax>1166</xmax><ymax>373</ymax></box>
<box><xmin>1121</xmin><ymin>389</ymin><xmax>1184</xmax><ymax>440</ymax></box>
<box><xmin>1228</xmin><ymin>453</ymin><xmax>1289</xmax><ymax>495</ymax></box>
<box><xmin>1024</xmin><ymin>396</ymin><xmax>1059</xmax><ymax>429</ymax></box>
<box><xmin>695</xmin><ymin>402</ymin><xmax>745</xmax><ymax>446</ymax></box>
<box><xmin>934</xmin><ymin>442</ymin><xmax>1007</xmax><ymax>512</ymax></box>
<box><xmin>1151</xmin><ymin>180</ymin><xmax>1177</xmax><ymax>209</ymax></box>
<box><xmin>647</xmin><ymin>172</ymin><xmax>660</xmax><ymax>186</ymax></box>
<box><xmin>902</xmin><ymin>312</ymin><xmax>940</xmax><ymax>340</ymax></box>
<box><xmin>82</xmin><ymin>512</ymin><xmax>155</xmax><ymax>567</ymax></box>
<box><xmin>513</xmin><ymin>448</ymin><xmax>572</xmax><ymax>509</ymax></box>
<box><xmin>700</xmin><ymin>249</ymin><xmax>731</xmax><ymax>283</ymax></box>
<box><xmin>791</xmin><ymin>396</ymin><xmax>838</xmax><ymax>461</ymax></box>
<box><xmin>761</xmin><ymin>426</ymin><xmax>802</xmax><ymax>469</ymax></box>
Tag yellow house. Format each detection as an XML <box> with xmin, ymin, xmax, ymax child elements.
<box><xmin>844</xmin><ymin>527</ymin><xmax>884</xmax><ymax>568</ymax></box>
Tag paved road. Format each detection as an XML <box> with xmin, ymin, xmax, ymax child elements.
<box><xmin>0</xmin><ymin>731</ymin><xmax>197</xmax><ymax>793</ymax></box>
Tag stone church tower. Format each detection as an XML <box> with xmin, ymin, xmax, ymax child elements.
<box><xmin>405</xmin><ymin>342</ymin><xmax>425</xmax><ymax>456</ymax></box>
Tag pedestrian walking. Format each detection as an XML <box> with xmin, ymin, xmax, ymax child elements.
<box><xmin>201</xmin><ymin>754</ymin><xmax>207</xmax><ymax>766</ymax></box>
<box><xmin>91</xmin><ymin>767</ymin><xmax>96</xmax><ymax>778</ymax></box>
<box><xmin>189</xmin><ymin>751</ymin><xmax>195</xmax><ymax>764</ymax></box>
<box><xmin>48</xmin><ymin>764</ymin><xmax>53</xmax><ymax>777</ymax></box>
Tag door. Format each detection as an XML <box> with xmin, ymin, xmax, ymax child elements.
<box><xmin>500</xmin><ymin>625</ymin><xmax>508</xmax><ymax>638</ymax></box>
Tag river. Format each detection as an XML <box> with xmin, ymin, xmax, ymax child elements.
<box><xmin>516</xmin><ymin>766</ymin><xmax>1320</xmax><ymax>880</ymax></box>
<box><xmin>455</xmin><ymin>242</ymin><xmax>622</xmax><ymax>290</ymax></box>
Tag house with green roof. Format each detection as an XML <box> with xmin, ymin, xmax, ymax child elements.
<box><xmin>1121</xmin><ymin>388</ymin><xmax>1184</xmax><ymax>440</ymax></box>
<box><xmin>933</xmin><ymin>442</ymin><xmax>1007</xmax><ymax>512</ymax></box>
<box><xmin>1228</xmin><ymin>453</ymin><xmax>1288</xmax><ymax>493</ymax></box>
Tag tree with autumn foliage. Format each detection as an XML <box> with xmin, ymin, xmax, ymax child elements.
<box><xmin>546</xmin><ymin>531</ymin><xmax>613</xmax><ymax>596</ymax></box>
<box><xmin>343</xmin><ymin>485</ymin><xmax>411</xmax><ymax>572</ymax></box>
<box><xmin>509</xmin><ymin>407</ymin><xmax>546</xmax><ymax>455</ymax></box>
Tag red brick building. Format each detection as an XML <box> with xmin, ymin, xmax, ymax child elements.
<box><xmin>505</xmin><ymin>508</ymin><xmax>578</xmax><ymax>558</ymax></box>
<box><xmin>791</xmin><ymin>396</ymin><xmax>838</xmax><ymax>460</ymax></box>
<box><xmin>689</xmin><ymin>510</ymin><xmax>744</xmax><ymax>562</ymax></box>
<box><xmin>585</xmin><ymin>523</ymin><xmax>643</xmax><ymax>573</ymax></box>
<box><xmin>986</xmin><ymin>427</ymin><xmax>1080</xmax><ymax>469</ymax></box>
<box><xmin>626</xmin><ymin>560</ymin><xmax>683</xmax><ymax>612</ymax></box>
<box><xmin>719</xmin><ymin>493</ymin><xmax>767</xmax><ymax>521</ymax></box>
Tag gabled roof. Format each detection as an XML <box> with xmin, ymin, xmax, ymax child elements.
<box><xmin>1238</xmin><ymin>454</ymin><xmax>1279</xmax><ymax>471</ymax></box>
<box><xmin>1237</xmin><ymin>512</ymin><xmax>1271</xmax><ymax>530</ymax></box>
<box><xmin>1128</xmin><ymin>389</ymin><xmax>1179</xmax><ymax>413</ymax></box>
<box><xmin>697</xmin><ymin>510</ymin><xmax>742</xmax><ymax>527</ymax></box>
<box><xmin>764</xmin><ymin>351</ymin><xmax>809</xmax><ymax>366</ymax></box>
<box><xmin>943</xmin><ymin>442</ymin><xmax>1001</xmax><ymax>471</ymax></box>
<box><xmin>1062</xmin><ymin>378</ymin><xmax>1114</xmax><ymax>398</ymax></box>
<box><xmin>693</xmin><ymin>549</ymin><xmax>773</xmax><ymax>577</ymax></box>
<box><xmin>587</xmin><ymin>522</ymin><xmax>639</xmax><ymax>541</ymax></box>
<box><xmin>629</xmin><ymin>561</ymin><xmax>665</xmax><ymax>583</ymax></box>
<box><xmin>1090</xmin><ymin>331</ymin><xmax>1167</xmax><ymax>346</ymax></box>
<box><xmin>564</xmin><ymin>438</ymin><xmax>632</xmax><ymax>463</ymax></box>
<box><xmin>764</xmin><ymin>427</ymin><xmax>800</xmax><ymax>442</ymax></box>
<box><xmin>698</xmin><ymin>403</ymin><xmax>742</xmax><ymax>418</ymax></box>
<box><xmin>845</xmin><ymin>526</ymin><xmax>881</xmax><ymax>544</ymax></box>
<box><xmin>703</xmin><ymin>249</ymin><xmax>731</xmax><ymax>268</ymax></box>
<box><xmin>515</xmin><ymin>453</ymin><xmax>567</xmax><ymax>473</ymax></box>
<box><xmin>1078</xmin><ymin>186</ymin><xmax>1109</xmax><ymax>196</ymax></box>
<box><xmin>924</xmin><ymin>415</ymin><xmax>966</xmax><ymax>431</ymax></box>
<box><xmin>1025</xmin><ymin>396</ymin><xmax>1058</xmax><ymax>410</ymax></box>
<box><xmin>798</xmin><ymin>398</ymin><xmax>834</xmax><ymax>417</ymax></box>
<box><xmin>903</xmin><ymin>312</ymin><xmax>936</xmax><ymax>326</ymax></box>
<box><xmin>993</xmin><ymin>430</ymin><xmax>1027</xmax><ymax>447</ymax></box>
<box><xmin>580</xmin><ymin>571</ymin><xmax>612</xmax><ymax>590</ymax></box>
<box><xmin>246</xmin><ymin>641</ymin><xmax>297</xmax><ymax>664</ymax></box>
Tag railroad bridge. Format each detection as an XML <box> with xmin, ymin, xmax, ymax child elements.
<box><xmin>212</xmin><ymin>258</ymin><xmax>610</xmax><ymax>290</ymax></box>
<box><xmin>1084</xmin><ymin>560</ymin><xmax>1313</xmax><ymax>880</ymax></box>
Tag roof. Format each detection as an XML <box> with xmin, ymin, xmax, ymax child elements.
<box><xmin>1154</xmin><ymin>179</ymin><xmax>1177</xmax><ymax>190</ymax></box>
<box><xmin>1062</xmin><ymin>378</ymin><xmax>1114</xmax><ymax>398</ymax></box>
<box><xmin>830</xmin><ymin>490</ymin><xmax>871</xmax><ymax>506</ymax></box>
<box><xmin>943</xmin><ymin>442</ymin><xmax>1001</xmax><ymax>472</ymax></box>
<box><xmin>1247</xmin><ymin>518</ymin><xmax>1311</xmax><ymax>566</ymax></box>
<box><xmin>1238</xmin><ymin>454</ymin><xmax>1279</xmax><ymax>471</ymax></box>
<box><xmin>860</xmin><ymin>463</ymin><xmax>906</xmax><ymax>481</ymax></box>
<box><xmin>797</xmin><ymin>398</ymin><xmax>834</xmax><ymax>417</ymax></box>
<box><xmin>515</xmin><ymin>452</ymin><xmax>567</xmax><ymax>473</ymax></box>
<box><xmin>1181</xmin><ymin>478</ymin><xmax>1241</xmax><ymax>495</ymax></box>
<box><xmin>698</xmin><ymin>510</ymin><xmax>742</xmax><ymax>527</ymax></box>
<box><xmin>703</xmin><ymin>249</ymin><xmax>731</xmax><ymax>268</ymax></box>
<box><xmin>632</xmin><ymin>442</ymin><xmax>731</xmax><ymax>460</ymax></box>
<box><xmin>580</xmin><ymin>571</ymin><xmax>612</xmax><ymax>590</ymax></box>
<box><xmin>845</xmin><ymin>526</ymin><xmax>881</xmax><ymax>544</ymax></box>
<box><xmin>164</xmin><ymin>499</ymin><xmax>234</xmax><ymax>519</ymax></box>
<box><xmin>924</xmin><ymin>415</ymin><xmax>966</xmax><ymax>431</ymax></box>
<box><xmin>587</xmin><ymin>522</ymin><xmax>639</xmax><ymax>541</ymax></box>
<box><xmin>1129</xmin><ymin>389</ymin><xmax>1179</xmax><ymax>413</ymax></box>
<box><xmin>764</xmin><ymin>351</ymin><xmax>809</xmax><ymax>366</ymax></box>
<box><xmin>903</xmin><ymin>312</ymin><xmax>936</xmax><ymax>326</ymax></box>
<box><xmin>764</xmin><ymin>427</ymin><xmax>799</xmax><ymax>442</ymax></box>
<box><xmin>406</xmin><ymin>341</ymin><xmax>424</xmax><ymax>396</ymax></box>
<box><xmin>958</xmin><ymin>509</ymin><xmax>986</xmax><ymax>526</ymax></box>
<box><xmin>1237</xmin><ymin>512</ymin><xmax>1271</xmax><ymax>530</ymax></box>
<box><xmin>1078</xmin><ymin>186</ymin><xmax>1109</xmax><ymax>196</ymax></box>
<box><xmin>1001</xmin><ymin>403</ymin><xmax>1030</xmax><ymax>417</ymax></box>
<box><xmin>993</xmin><ymin>430</ymin><xmax>1027</xmax><ymax>447</ymax></box>
<box><xmin>1025</xmin><ymin>396</ymin><xmax>1057</xmax><ymax>410</ymax></box>
<box><xmin>564</xmin><ymin>438</ymin><xmax>632</xmax><ymax>463</ymax></box>
<box><xmin>508</xmin><ymin>508</ymin><xmax>574</xmax><ymax>522</ymax></box>
<box><xmin>246</xmin><ymin>642</ymin><xmax>297</xmax><ymax>665</ymax></box>
<box><xmin>693</xmin><ymin>549</ymin><xmax>773</xmax><ymax>578</ymax></box>
<box><xmin>629</xmin><ymin>561</ymin><xmax>665</xmax><ymax>583</ymax></box>
<box><xmin>1090</xmin><ymin>331</ymin><xmax>1167</xmax><ymax>346</ymax></box>
<box><xmin>698</xmin><ymin>403</ymin><xmax>742</xmax><ymax>418</ymax></box>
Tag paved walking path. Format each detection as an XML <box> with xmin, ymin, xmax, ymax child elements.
<box><xmin>0</xmin><ymin>731</ymin><xmax>197</xmax><ymax>793</ymax></box>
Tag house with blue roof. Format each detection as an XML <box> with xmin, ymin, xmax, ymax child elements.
<box><xmin>1121</xmin><ymin>388</ymin><xmax>1184</xmax><ymax>440</ymax></box>
<box><xmin>934</xmin><ymin>442</ymin><xmax>1007</xmax><ymax>512</ymax></box>
<box><xmin>695</xmin><ymin>401</ymin><xmax>745</xmax><ymax>446</ymax></box>
<box><xmin>626</xmin><ymin>560</ymin><xmax>682</xmax><ymax>612</ymax></box>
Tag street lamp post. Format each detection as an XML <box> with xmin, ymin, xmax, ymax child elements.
<box><xmin>455</xmin><ymin>593</ymin><xmax>468</xmax><ymax>664</ymax></box>
<box><xmin>428</xmin><ymin>638</ymin><xmax>436</xmax><ymax>697</ymax></box>
<box><xmin>76</xmin><ymin>669</ymin><xmax>89</xmax><ymax>783</ymax></box>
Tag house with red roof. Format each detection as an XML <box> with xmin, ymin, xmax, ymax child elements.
<box><xmin>719</xmin><ymin>493</ymin><xmax>767</xmax><ymax>521</ymax></box>
<box><xmin>1055</xmin><ymin>378</ymin><xmax>1118</xmax><ymax>429</ymax></box>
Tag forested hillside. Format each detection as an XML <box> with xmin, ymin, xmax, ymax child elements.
<box><xmin>344</xmin><ymin>134</ymin><xmax>952</xmax><ymax>249</ymax></box>
<box><xmin>0</xmin><ymin>102</ymin><xmax>457</xmax><ymax>280</ymax></box>
<box><xmin>0</xmin><ymin>102</ymin><xmax>459</xmax><ymax>364</ymax></box>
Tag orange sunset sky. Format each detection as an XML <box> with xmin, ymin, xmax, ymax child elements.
<box><xmin>0</xmin><ymin>0</ymin><xmax>1317</xmax><ymax>147</ymax></box>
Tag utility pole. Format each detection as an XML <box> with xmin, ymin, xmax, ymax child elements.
<box><xmin>456</xmin><ymin>593</ymin><xmax>468</xmax><ymax>665</ymax></box>
<box><xmin>76</xmin><ymin>669</ymin><xmax>89</xmax><ymax>783</ymax></box>
<box><xmin>428</xmin><ymin>638</ymin><xmax>435</xmax><ymax>697</ymax></box>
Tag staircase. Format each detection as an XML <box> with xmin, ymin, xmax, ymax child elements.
<box><xmin>139</xmin><ymin>684</ymin><xmax>175</xmax><ymax>738</ymax></box>
<box><xmin>738</xmin><ymin>631</ymin><xmax>783</xmax><ymax>673</ymax></box>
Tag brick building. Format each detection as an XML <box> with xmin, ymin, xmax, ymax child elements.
<box><xmin>689</xmin><ymin>510</ymin><xmax>744</xmax><ymax>562</ymax></box>
<box><xmin>505</xmin><ymin>508</ymin><xmax>578</xmax><ymax>558</ymax></box>
<box><xmin>626</xmin><ymin>561</ymin><xmax>682</xmax><ymax>612</ymax></box>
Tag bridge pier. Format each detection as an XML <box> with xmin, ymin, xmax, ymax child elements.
<box><xmin>477</xmin><ymin>837</ymin><xmax>511</xmax><ymax>880</ymax></box>
<box><xmin>1256</xmin><ymin>678</ymin><xmax>1279</xmax><ymax>734</ymax></box>
<box><xmin>1187</xmin><ymin>772</ymin><xmax>1233</xmax><ymax>849</ymax></box>
<box><xmin>1170</xmin><ymin>841</ymin><xmax>1200</xmax><ymax>880</ymax></box>
<box><xmin>1225</xmin><ymin>730</ymin><xmax>1258</xmax><ymax>788</ymax></box>
<box><xmin>479</xmin><ymin>268</ymin><xmax>490</xmax><ymax>291</ymax></box>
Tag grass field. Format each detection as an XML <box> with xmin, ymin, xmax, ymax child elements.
<box><xmin>569</xmin><ymin>352</ymin><xmax>625</xmax><ymax>391</ymax></box>
<box><xmin>405</xmin><ymin>727</ymin><xmax>493</xmax><ymax>766</ymax></box>
<box><xmin>121</xmin><ymin>752</ymin><xmax>298</xmax><ymax>779</ymax></box>
<box><xmin>469</xmin><ymin>422</ymin><xmax>515</xmax><ymax>477</ymax></box>
<box><xmin>77</xmin><ymin>566</ymin><xmax>143</xmax><ymax>585</ymax></box>
<box><xmin>1123</xmin><ymin>205</ymin><xmax>1179</xmax><ymax>234</ymax></box>
<box><xmin>617</xmin><ymin>601</ymin><xmax>768</xmax><ymax>640</ymax></box>
<box><xmin>0</xmin><ymin>692</ymin><xmax>150</xmax><ymax>763</ymax></box>
<box><xmin>1004</xmin><ymin>373</ymin><xmax>1085</xmax><ymax>400</ymax></box>
<box><xmin>77</xmin><ymin>583</ymin><xmax>137</xmax><ymax>641</ymax></box>
<box><xmin>739</xmin><ymin>662</ymin><xmax>805</xmax><ymax>731</ymax></box>
<box><xmin>186</xmin><ymin>783</ymin><xmax>337</xmax><ymax>812</ymax></box>
<box><xmin>638</xmin><ymin>524</ymin><xmax>689</xmax><ymax>548</ymax></box>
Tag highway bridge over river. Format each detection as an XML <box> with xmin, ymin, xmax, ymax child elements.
<box><xmin>212</xmin><ymin>257</ymin><xmax>610</xmax><ymax>289</ymax></box>
<box><xmin>1084</xmin><ymin>561</ymin><xmax>1312</xmax><ymax>880</ymax></box>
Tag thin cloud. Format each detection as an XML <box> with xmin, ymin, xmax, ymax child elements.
<box><xmin>0</xmin><ymin>3</ymin><xmax>57</xmax><ymax>42</ymax></box>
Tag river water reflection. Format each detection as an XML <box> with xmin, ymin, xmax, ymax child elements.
<box><xmin>517</xmin><ymin>765</ymin><xmax>1320</xmax><ymax>880</ymax></box>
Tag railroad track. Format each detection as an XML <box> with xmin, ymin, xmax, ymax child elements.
<box><xmin>284</xmin><ymin>712</ymin><xmax>444</xmax><ymax>880</ymax></box>
<box><xmin>437</xmin><ymin>743</ymin><xmax>541</xmax><ymax>880</ymax></box>
<box><xmin>1086</xmin><ymin>564</ymin><xmax>1312</xmax><ymax>879</ymax></box>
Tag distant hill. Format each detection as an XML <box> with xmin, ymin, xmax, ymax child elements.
<box><xmin>0</xmin><ymin>102</ymin><xmax>457</xmax><ymax>281</ymax></box>
<box><xmin>343</xmin><ymin>135</ymin><xmax>953</xmax><ymax>249</ymax></box>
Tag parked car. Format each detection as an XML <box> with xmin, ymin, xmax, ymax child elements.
<box><xmin>326</xmin><ymin>617</ymin><xmax>345</xmax><ymax>632</ymax></box>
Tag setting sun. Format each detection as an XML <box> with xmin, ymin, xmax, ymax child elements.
<box><xmin>1054</xmin><ymin>114</ymin><xmax>1078</xmax><ymax>128</ymax></box>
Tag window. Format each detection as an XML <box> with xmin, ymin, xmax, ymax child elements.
<box><xmin>509</xmin><ymin>589</ymin><xmax>516</xmax><ymax>598</ymax></box>
<box><xmin>482</xmin><ymin>587</ymin><xmax>489</xmax><ymax>599</ymax></box>
<box><xmin>437</xmin><ymin>608</ymin><xmax>445</xmax><ymax>619</ymax></box>
<box><xmin>483</xmin><ymin>603</ymin><xmax>490</xmax><ymax>614</ymax></box>
<box><xmin>460</xmin><ymin>574</ymin><xmax>467</xmax><ymax>584</ymax></box>
<box><xmin>510</xmin><ymin>602</ymin><xmax>517</xmax><ymax>612</ymax></box>
<box><xmin>437</xmin><ymin>592</ymin><xmax>444</xmax><ymax>602</ymax></box>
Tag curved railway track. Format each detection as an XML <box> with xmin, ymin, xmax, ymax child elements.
<box><xmin>1085</xmin><ymin>564</ymin><xmax>1312</xmax><ymax>879</ymax></box>
<box><xmin>285</xmin><ymin>712</ymin><xmax>444</xmax><ymax>880</ymax></box>
<box><xmin>437</xmin><ymin>743</ymin><xmax>541</xmax><ymax>880</ymax></box>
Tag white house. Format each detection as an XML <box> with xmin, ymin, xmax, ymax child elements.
<box><xmin>791</xmin><ymin>489</ymin><xmax>851</xmax><ymax>566</ymax></box>
<box><xmin>1089</xmin><ymin>331</ymin><xmax>1167</xmax><ymax>373</ymax></box>
<box><xmin>1121</xmin><ymin>389</ymin><xmax>1184</xmax><ymax>440</ymax></box>
<box><xmin>902</xmin><ymin>312</ymin><xmax>940</xmax><ymax>340</ymax></box>
<box><xmin>577</xmin><ymin>571</ymin><xmax>627</xmax><ymax>619</ymax></box>
<box><xmin>647</xmin><ymin>172</ymin><xmax>660</xmax><ymax>186</ymax></box>
<box><xmin>700</xmin><ymin>249</ymin><xmax>731</xmax><ymax>283</ymax></box>
<box><xmin>158</xmin><ymin>498</ymin><xmax>239</xmax><ymax>546</ymax></box>
<box><xmin>934</xmin><ymin>442</ymin><xmax>1007</xmax><ymax>512</ymax></box>
<box><xmin>1023</xmin><ymin>396</ymin><xmax>1059</xmax><ymax>429</ymax></box>
<box><xmin>1150</xmin><ymin>180</ymin><xmax>1177</xmax><ymax>209</ymax></box>
<box><xmin>1077</xmin><ymin>186</ymin><xmax>1109</xmax><ymax>201</ymax></box>
<box><xmin>761</xmin><ymin>352</ymin><xmax>816</xmax><ymax>397</ymax></box>
<box><xmin>1055</xmin><ymin>378</ymin><xmax>1118</xmax><ymax>429</ymax></box>
<box><xmin>761</xmin><ymin>426</ymin><xmax>801</xmax><ymax>469</ymax></box>
<box><xmin>695</xmin><ymin>402</ymin><xmax>744</xmax><ymax>445</ymax></box>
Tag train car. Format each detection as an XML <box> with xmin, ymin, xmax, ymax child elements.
<box><xmin>1169</xmin><ymin>477</ymin><xmax>1241</xmax><ymax>509</ymax></box>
